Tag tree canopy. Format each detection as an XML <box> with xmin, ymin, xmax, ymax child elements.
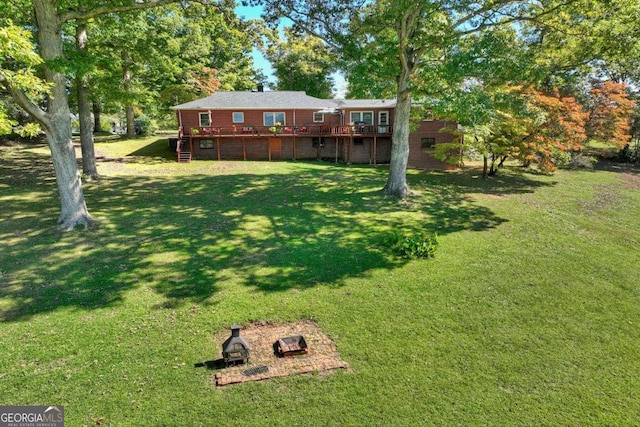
<box><xmin>0</xmin><ymin>21</ymin><xmax>50</xmax><ymax>136</ymax></box>
<box><xmin>262</xmin><ymin>27</ymin><xmax>336</xmax><ymax>98</ymax></box>
<box><xmin>1</xmin><ymin>0</ymin><xmax>261</xmax><ymax>229</ymax></box>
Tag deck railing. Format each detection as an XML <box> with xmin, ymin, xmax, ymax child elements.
<box><xmin>181</xmin><ymin>124</ymin><xmax>393</xmax><ymax>138</ymax></box>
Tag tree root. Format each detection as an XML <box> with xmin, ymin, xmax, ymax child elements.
<box><xmin>57</xmin><ymin>212</ymin><xmax>96</xmax><ymax>231</ymax></box>
<box><xmin>382</xmin><ymin>183</ymin><xmax>409</xmax><ymax>199</ymax></box>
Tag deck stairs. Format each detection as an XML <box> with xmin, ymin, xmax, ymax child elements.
<box><xmin>177</xmin><ymin>136</ymin><xmax>192</xmax><ymax>163</ymax></box>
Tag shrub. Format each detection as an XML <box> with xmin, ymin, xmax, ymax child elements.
<box><xmin>567</xmin><ymin>152</ymin><xmax>597</xmax><ymax>169</ymax></box>
<box><xmin>615</xmin><ymin>142</ymin><xmax>640</xmax><ymax>163</ymax></box>
<box><xmin>134</xmin><ymin>114</ymin><xmax>158</xmax><ymax>136</ymax></box>
<box><xmin>550</xmin><ymin>148</ymin><xmax>572</xmax><ymax>169</ymax></box>
<box><xmin>99</xmin><ymin>120</ymin><xmax>113</xmax><ymax>133</ymax></box>
<box><xmin>384</xmin><ymin>231</ymin><xmax>439</xmax><ymax>259</ymax></box>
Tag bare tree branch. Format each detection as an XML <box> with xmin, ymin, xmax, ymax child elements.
<box><xmin>454</xmin><ymin>0</ymin><xmax>583</xmax><ymax>37</ymax></box>
<box><xmin>0</xmin><ymin>76</ymin><xmax>51</xmax><ymax>131</ymax></box>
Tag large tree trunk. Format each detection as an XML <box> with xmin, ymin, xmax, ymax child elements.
<box><xmin>34</xmin><ymin>0</ymin><xmax>92</xmax><ymax>230</ymax></box>
<box><xmin>47</xmin><ymin>116</ymin><xmax>92</xmax><ymax>229</ymax></box>
<box><xmin>76</xmin><ymin>19</ymin><xmax>99</xmax><ymax>180</ymax></box>
<box><xmin>125</xmin><ymin>104</ymin><xmax>135</xmax><ymax>138</ymax></box>
<box><xmin>77</xmin><ymin>79</ymin><xmax>99</xmax><ymax>180</ymax></box>
<box><xmin>93</xmin><ymin>102</ymin><xmax>103</xmax><ymax>133</ymax></box>
<box><xmin>383</xmin><ymin>57</ymin><xmax>413</xmax><ymax>198</ymax></box>
<box><xmin>383</xmin><ymin>86</ymin><xmax>411</xmax><ymax>198</ymax></box>
<box><xmin>122</xmin><ymin>59</ymin><xmax>136</xmax><ymax>138</ymax></box>
<box><xmin>383</xmin><ymin>8</ymin><xmax>423</xmax><ymax>199</ymax></box>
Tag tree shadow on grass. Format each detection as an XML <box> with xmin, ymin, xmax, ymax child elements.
<box><xmin>594</xmin><ymin>160</ymin><xmax>640</xmax><ymax>175</ymax></box>
<box><xmin>125</xmin><ymin>138</ymin><xmax>175</xmax><ymax>161</ymax></box>
<box><xmin>92</xmin><ymin>138</ymin><xmax>175</xmax><ymax>165</ymax></box>
<box><xmin>0</xmin><ymin>148</ymin><xmax>555</xmax><ymax>322</ymax></box>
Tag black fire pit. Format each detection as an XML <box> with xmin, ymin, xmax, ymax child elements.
<box><xmin>275</xmin><ymin>335</ymin><xmax>308</xmax><ymax>357</ymax></box>
<box><xmin>221</xmin><ymin>325</ymin><xmax>250</xmax><ymax>367</ymax></box>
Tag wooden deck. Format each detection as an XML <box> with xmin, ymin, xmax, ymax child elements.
<box><xmin>180</xmin><ymin>124</ymin><xmax>393</xmax><ymax>139</ymax></box>
<box><xmin>175</xmin><ymin>124</ymin><xmax>393</xmax><ymax>163</ymax></box>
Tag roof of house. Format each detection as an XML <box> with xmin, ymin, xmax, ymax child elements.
<box><xmin>172</xmin><ymin>91</ymin><xmax>397</xmax><ymax>111</ymax></box>
<box><xmin>335</xmin><ymin>99</ymin><xmax>396</xmax><ymax>109</ymax></box>
<box><xmin>172</xmin><ymin>91</ymin><xmax>335</xmax><ymax>111</ymax></box>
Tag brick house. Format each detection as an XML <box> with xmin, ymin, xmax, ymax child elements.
<box><xmin>171</xmin><ymin>88</ymin><xmax>460</xmax><ymax>169</ymax></box>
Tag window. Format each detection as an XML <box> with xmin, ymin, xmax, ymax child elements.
<box><xmin>199</xmin><ymin>139</ymin><xmax>214</xmax><ymax>149</ymax></box>
<box><xmin>378</xmin><ymin>110</ymin><xmax>390</xmax><ymax>132</ymax></box>
<box><xmin>378</xmin><ymin>111</ymin><xmax>389</xmax><ymax>126</ymax></box>
<box><xmin>421</xmin><ymin>138</ymin><xmax>436</xmax><ymax>149</ymax></box>
<box><xmin>313</xmin><ymin>112</ymin><xmax>325</xmax><ymax>123</ymax></box>
<box><xmin>353</xmin><ymin>138</ymin><xmax>364</xmax><ymax>146</ymax></box>
<box><xmin>199</xmin><ymin>112</ymin><xmax>211</xmax><ymax>127</ymax></box>
<box><xmin>264</xmin><ymin>112</ymin><xmax>286</xmax><ymax>126</ymax></box>
<box><xmin>350</xmin><ymin>111</ymin><xmax>373</xmax><ymax>124</ymax></box>
<box><xmin>232</xmin><ymin>112</ymin><xmax>244</xmax><ymax>123</ymax></box>
<box><xmin>312</xmin><ymin>137</ymin><xmax>326</xmax><ymax>147</ymax></box>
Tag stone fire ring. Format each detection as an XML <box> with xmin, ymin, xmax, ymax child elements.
<box><xmin>212</xmin><ymin>320</ymin><xmax>349</xmax><ymax>387</ymax></box>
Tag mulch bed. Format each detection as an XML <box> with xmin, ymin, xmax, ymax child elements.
<box><xmin>210</xmin><ymin>320</ymin><xmax>349</xmax><ymax>387</ymax></box>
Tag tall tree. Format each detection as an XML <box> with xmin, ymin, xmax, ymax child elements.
<box><xmin>74</xmin><ymin>16</ymin><xmax>99</xmax><ymax>179</ymax></box>
<box><xmin>90</xmin><ymin>3</ymin><xmax>259</xmax><ymax>127</ymax></box>
<box><xmin>256</xmin><ymin>0</ymin><xmax>550</xmax><ymax>197</ymax></box>
<box><xmin>0</xmin><ymin>0</ymin><xmax>191</xmax><ymax>230</ymax></box>
<box><xmin>263</xmin><ymin>28</ymin><xmax>336</xmax><ymax>98</ymax></box>
<box><xmin>584</xmin><ymin>81</ymin><xmax>635</xmax><ymax>149</ymax></box>
<box><xmin>71</xmin><ymin>1</ymin><xmax>257</xmax><ymax>176</ymax></box>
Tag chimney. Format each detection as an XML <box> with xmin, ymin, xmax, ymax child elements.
<box><xmin>257</xmin><ymin>84</ymin><xmax>264</xmax><ymax>92</ymax></box>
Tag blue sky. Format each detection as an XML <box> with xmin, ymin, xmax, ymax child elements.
<box><xmin>234</xmin><ymin>5</ymin><xmax>275</xmax><ymax>84</ymax></box>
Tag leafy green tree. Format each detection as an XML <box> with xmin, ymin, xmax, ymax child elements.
<box><xmin>1</xmin><ymin>0</ymin><xmax>194</xmax><ymax>230</ymax></box>
<box><xmin>90</xmin><ymin>3</ymin><xmax>260</xmax><ymax>130</ymax></box>
<box><xmin>263</xmin><ymin>28</ymin><xmax>336</xmax><ymax>98</ymax></box>
<box><xmin>0</xmin><ymin>21</ymin><xmax>50</xmax><ymax>136</ymax></box>
<box><xmin>526</xmin><ymin>0</ymin><xmax>640</xmax><ymax>85</ymax></box>
<box><xmin>256</xmin><ymin>0</ymin><xmax>563</xmax><ymax>197</ymax></box>
<box><xmin>4</xmin><ymin>0</ymin><xmax>260</xmax><ymax>219</ymax></box>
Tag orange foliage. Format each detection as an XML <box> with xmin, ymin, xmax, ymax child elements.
<box><xmin>190</xmin><ymin>66</ymin><xmax>221</xmax><ymax>96</ymax></box>
<box><xmin>585</xmin><ymin>81</ymin><xmax>636</xmax><ymax>149</ymax></box>
<box><xmin>520</xmin><ymin>86</ymin><xmax>588</xmax><ymax>171</ymax></box>
<box><xmin>483</xmin><ymin>82</ymin><xmax>635</xmax><ymax>174</ymax></box>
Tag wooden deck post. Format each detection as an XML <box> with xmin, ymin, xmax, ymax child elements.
<box><xmin>216</xmin><ymin>136</ymin><xmax>221</xmax><ymax>161</ymax></box>
<box><xmin>242</xmin><ymin>137</ymin><xmax>247</xmax><ymax>161</ymax></box>
<box><xmin>373</xmin><ymin>136</ymin><xmax>377</xmax><ymax>166</ymax></box>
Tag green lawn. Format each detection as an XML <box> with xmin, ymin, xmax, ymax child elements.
<box><xmin>1</xmin><ymin>137</ymin><xmax>639</xmax><ymax>426</ymax></box>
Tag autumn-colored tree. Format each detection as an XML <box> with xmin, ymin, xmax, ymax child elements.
<box><xmin>519</xmin><ymin>87</ymin><xmax>588</xmax><ymax>172</ymax></box>
<box><xmin>584</xmin><ymin>81</ymin><xmax>635</xmax><ymax>149</ymax></box>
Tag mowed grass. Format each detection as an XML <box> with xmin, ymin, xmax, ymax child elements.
<box><xmin>1</xmin><ymin>137</ymin><xmax>639</xmax><ymax>426</ymax></box>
